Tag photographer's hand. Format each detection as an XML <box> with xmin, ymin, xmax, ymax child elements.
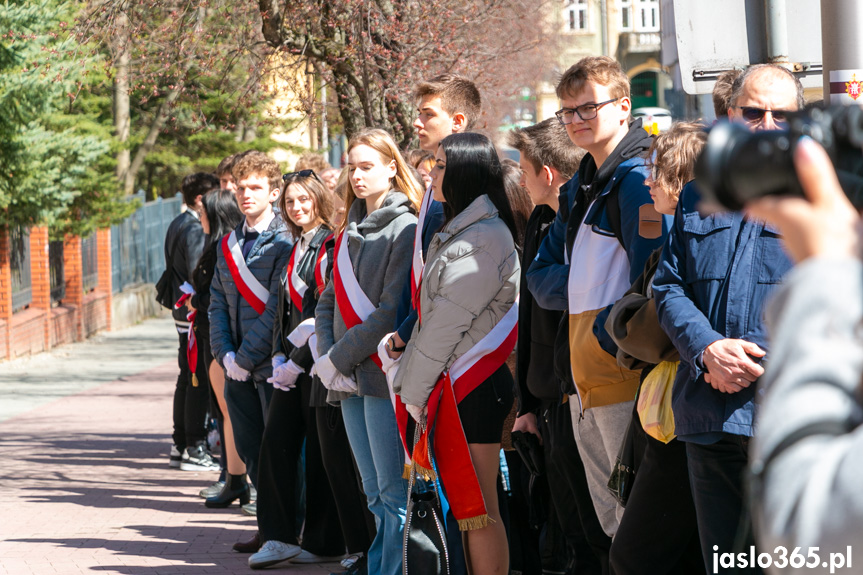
<box><xmin>702</xmin><ymin>339</ymin><xmax>765</xmax><ymax>393</ymax></box>
<box><xmin>745</xmin><ymin>137</ymin><xmax>860</xmax><ymax>262</ymax></box>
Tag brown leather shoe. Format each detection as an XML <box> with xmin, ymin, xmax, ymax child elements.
<box><xmin>232</xmin><ymin>531</ymin><xmax>261</xmax><ymax>553</ymax></box>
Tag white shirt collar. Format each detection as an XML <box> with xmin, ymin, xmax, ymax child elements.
<box><xmin>243</xmin><ymin>210</ymin><xmax>276</xmax><ymax>235</ymax></box>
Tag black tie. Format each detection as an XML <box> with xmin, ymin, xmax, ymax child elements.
<box><xmin>242</xmin><ymin>230</ymin><xmax>259</xmax><ymax>259</ymax></box>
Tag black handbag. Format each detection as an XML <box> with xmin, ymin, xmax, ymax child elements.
<box><xmin>404</xmin><ymin>423</ymin><xmax>450</xmax><ymax>575</ymax></box>
<box><xmin>155</xmin><ymin>268</ymin><xmax>173</xmax><ymax>309</ymax></box>
<box><xmin>607</xmin><ymin>413</ymin><xmax>638</xmax><ymax>507</ymax></box>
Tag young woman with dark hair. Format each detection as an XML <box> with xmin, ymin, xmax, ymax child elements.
<box><xmin>500</xmin><ymin>158</ymin><xmax>534</xmax><ymax>249</ymax></box>
<box><xmin>394</xmin><ymin>132</ymin><xmax>520</xmax><ymax>575</ymax></box>
<box><xmin>184</xmin><ymin>189</ymin><xmax>246</xmax><ymax>503</ymax></box>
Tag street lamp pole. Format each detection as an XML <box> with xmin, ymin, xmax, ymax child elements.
<box><xmin>821</xmin><ymin>0</ymin><xmax>863</xmax><ymax>101</ymax></box>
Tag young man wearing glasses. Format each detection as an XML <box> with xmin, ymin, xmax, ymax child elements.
<box><xmin>527</xmin><ymin>56</ymin><xmax>671</xmax><ymax>542</ymax></box>
<box><xmin>651</xmin><ymin>64</ymin><xmax>802</xmax><ymax>573</ymax></box>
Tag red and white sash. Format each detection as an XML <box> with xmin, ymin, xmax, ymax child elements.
<box><xmin>413</xmin><ymin>296</ymin><xmax>519</xmax><ymax>531</ymax></box>
<box><xmin>285</xmin><ymin>243</ymin><xmax>308</xmax><ymax>311</ymax></box>
<box><xmin>315</xmin><ymin>234</ymin><xmax>333</xmax><ymax>291</ymax></box>
<box><xmin>221</xmin><ymin>231</ymin><xmax>269</xmax><ymax>315</ymax></box>
<box><xmin>332</xmin><ymin>231</ymin><xmax>412</xmax><ymax>464</ymax></box>
<box><xmin>174</xmin><ymin>293</ymin><xmax>199</xmax><ymax>386</ymax></box>
<box><xmin>410</xmin><ymin>186</ymin><xmax>434</xmax><ymax>301</ymax></box>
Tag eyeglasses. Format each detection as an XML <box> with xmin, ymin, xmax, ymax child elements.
<box><xmin>282</xmin><ymin>169</ymin><xmax>322</xmax><ymax>183</ymax></box>
<box><xmin>735</xmin><ymin>106</ymin><xmax>791</xmax><ymax>126</ymax></box>
<box><xmin>555</xmin><ymin>98</ymin><xmax>620</xmax><ymax>125</ymax></box>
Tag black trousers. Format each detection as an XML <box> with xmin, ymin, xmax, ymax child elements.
<box><xmin>316</xmin><ymin>400</ymin><xmax>375</xmax><ymax>554</ymax></box>
<box><xmin>171</xmin><ymin>330</ymin><xmax>210</xmax><ymax>450</ymax></box>
<box><xmin>541</xmin><ymin>400</ymin><xmax>609</xmax><ymax>575</ymax></box>
<box><xmin>686</xmin><ymin>435</ymin><xmax>761</xmax><ymax>575</ymax></box>
<box><xmin>610</xmin><ymin>409</ymin><xmax>704</xmax><ymax>575</ymax></box>
<box><xmin>224</xmin><ymin>375</ymin><xmax>272</xmax><ymax>489</ymax></box>
<box><xmin>256</xmin><ymin>376</ymin><xmax>345</xmax><ymax>555</ymax></box>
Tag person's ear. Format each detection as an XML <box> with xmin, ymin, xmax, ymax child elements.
<box><xmin>619</xmin><ymin>96</ymin><xmax>631</xmax><ymax>118</ymax></box>
<box><xmin>451</xmin><ymin>112</ymin><xmax>467</xmax><ymax>133</ymax></box>
<box><xmin>387</xmin><ymin>159</ymin><xmax>397</xmax><ymax>179</ymax></box>
<box><xmin>542</xmin><ymin>165</ymin><xmax>555</xmax><ymax>186</ymax></box>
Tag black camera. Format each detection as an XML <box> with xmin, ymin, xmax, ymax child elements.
<box><xmin>694</xmin><ymin>105</ymin><xmax>863</xmax><ymax>212</ymax></box>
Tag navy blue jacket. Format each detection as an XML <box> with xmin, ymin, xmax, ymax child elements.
<box><xmin>209</xmin><ymin>217</ymin><xmax>293</xmax><ymax>379</ymax></box>
<box><xmin>652</xmin><ymin>182</ymin><xmax>792</xmax><ymax>438</ymax></box>
<box><xmin>526</xmin><ymin>158</ymin><xmax>671</xmax><ymax>358</ymax></box>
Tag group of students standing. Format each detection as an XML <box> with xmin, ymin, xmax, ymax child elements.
<box><xmin>161</xmin><ymin>54</ymin><xmax>800</xmax><ymax>575</ymax></box>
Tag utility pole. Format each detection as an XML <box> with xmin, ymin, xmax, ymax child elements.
<box><xmin>821</xmin><ymin>0</ymin><xmax>863</xmax><ymax>103</ymax></box>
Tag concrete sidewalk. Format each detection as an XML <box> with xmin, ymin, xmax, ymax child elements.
<box><xmin>0</xmin><ymin>317</ymin><xmax>341</xmax><ymax>575</ymax></box>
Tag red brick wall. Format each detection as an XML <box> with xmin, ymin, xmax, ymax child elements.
<box><xmin>0</xmin><ymin>230</ymin><xmax>11</xmax><ymax>360</ymax></box>
<box><xmin>82</xmin><ymin>292</ymin><xmax>110</xmax><ymax>338</ymax></box>
<box><xmin>29</xmin><ymin>227</ymin><xmax>50</xmax><ymax>350</ymax></box>
<box><xmin>62</xmin><ymin>234</ymin><xmax>84</xmax><ymax>341</ymax></box>
<box><xmin>96</xmin><ymin>229</ymin><xmax>112</xmax><ymax>331</ymax></box>
<box><xmin>0</xmin><ymin>227</ymin><xmax>114</xmax><ymax>362</ymax></box>
<box><xmin>10</xmin><ymin>308</ymin><xmax>47</xmax><ymax>358</ymax></box>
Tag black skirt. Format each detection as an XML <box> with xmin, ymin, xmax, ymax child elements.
<box><xmin>456</xmin><ymin>364</ymin><xmax>514</xmax><ymax>444</ymax></box>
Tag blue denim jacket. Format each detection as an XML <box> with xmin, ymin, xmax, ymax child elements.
<box><xmin>652</xmin><ymin>181</ymin><xmax>793</xmax><ymax>438</ymax></box>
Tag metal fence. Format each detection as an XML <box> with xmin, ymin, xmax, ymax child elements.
<box><xmin>10</xmin><ymin>226</ymin><xmax>32</xmax><ymax>312</ymax></box>
<box><xmin>82</xmin><ymin>233</ymin><xmax>98</xmax><ymax>293</ymax></box>
<box><xmin>49</xmin><ymin>240</ymin><xmax>65</xmax><ymax>304</ymax></box>
<box><xmin>111</xmin><ymin>193</ymin><xmax>183</xmax><ymax>293</ymax></box>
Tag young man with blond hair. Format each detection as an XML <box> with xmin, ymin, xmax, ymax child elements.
<box><xmin>209</xmin><ymin>151</ymin><xmax>292</xmax><ymax>529</ymax></box>
<box><xmin>527</xmin><ymin>56</ymin><xmax>671</xmax><ymax>539</ymax></box>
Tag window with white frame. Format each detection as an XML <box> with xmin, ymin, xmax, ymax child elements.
<box><xmin>635</xmin><ymin>0</ymin><xmax>659</xmax><ymax>31</ymax></box>
<box><xmin>564</xmin><ymin>0</ymin><xmax>589</xmax><ymax>32</ymax></box>
<box><xmin>619</xmin><ymin>0</ymin><xmax>632</xmax><ymax>31</ymax></box>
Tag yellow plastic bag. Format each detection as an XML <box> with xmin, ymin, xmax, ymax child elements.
<box><xmin>637</xmin><ymin>361</ymin><xmax>678</xmax><ymax>443</ymax></box>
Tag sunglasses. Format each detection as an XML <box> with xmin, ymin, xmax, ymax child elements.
<box><xmin>736</xmin><ymin>106</ymin><xmax>791</xmax><ymax>126</ymax></box>
<box><xmin>282</xmin><ymin>169</ymin><xmax>322</xmax><ymax>183</ymax></box>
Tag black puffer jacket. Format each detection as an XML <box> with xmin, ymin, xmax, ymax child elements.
<box><xmin>164</xmin><ymin>210</ymin><xmax>205</xmax><ymax>324</ymax></box>
<box><xmin>516</xmin><ymin>204</ymin><xmax>566</xmax><ymax>415</ymax></box>
<box><xmin>190</xmin><ymin>240</ymin><xmax>218</xmax><ymax>341</ymax></box>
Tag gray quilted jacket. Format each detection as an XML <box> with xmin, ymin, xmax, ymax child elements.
<box><xmin>209</xmin><ymin>216</ymin><xmax>294</xmax><ymax>379</ymax></box>
<box><xmin>394</xmin><ymin>194</ymin><xmax>520</xmax><ymax>408</ymax></box>
<box><xmin>315</xmin><ymin>191</ymin><xmax>417</xmax><ymax>401</ymax></box>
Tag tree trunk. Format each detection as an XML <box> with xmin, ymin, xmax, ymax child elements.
<box><xmin>113</xmin><ymin>10</ymin><xmax>130</xmax><ymax>190</ymax></box>
<box><xmin>121</xmin><ymin>5</ymin><xmax>206</xmax><ymax>195</ymax></box>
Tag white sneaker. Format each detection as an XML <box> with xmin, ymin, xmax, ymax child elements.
<box><xmin>248</xmin><ymin>540</ymin><xmax>302</xmax><ymax>569</ymax></box>
<box><xmin>290</xmin><ymin>549</ymin><xmax>346</xmax><ymax>564</ymax></box>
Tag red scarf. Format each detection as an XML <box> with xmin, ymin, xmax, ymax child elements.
<box><xmin>413</xmin><ymin>297</ymin><xmax>519</xmax><ymax>530</ymax></box>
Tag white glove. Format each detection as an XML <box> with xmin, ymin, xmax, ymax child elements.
<box><xmin>271</xmin><ymin>354</ymin><xmax>287</xmax><ymax>370</ymax></box>
<box><xmin>287</xmin><ymin>318</ymin><xmax>316</xmax><ymax>348</ymax></box>
<box><xmin>268</xmin><ymin>359</ymin><xmax>304</xmax><ymax>391</ymax></box>
<box><xmin>316</xmin><ymin>354</ymin><xmax>358</xmax><ymax>393</ymax></box>
<box><xmin>406</xmin><ymin>404</ymin><xmax>427</xmax><ymax>424</ymax></box>
<box><xmin>330</xmin><ymin>372</ymin><xmax>358</xmax><ymax>393</ymax></box>
<box><xmin>309</xmin><ymin>334</ymin><xmax>320</xmax><ymax>363</ymax></box>
<box><xmin>315</xmin><ymin>353</ymin><xmax>340</xmax><ymax>389</ymax></box>
<box><xmin>377</xmin><ymin>333</ymin><xmax>401</xmax><ymax>393</ymax></box>
<box><xmin>179</xmin><ymin>281</ymin><xmax>196</xmax><ymax>296</ymax></box>
<box><xmin>223</xmin><ymin>352</ymin><xmax>250</xmax><ymax>382</ymax></box>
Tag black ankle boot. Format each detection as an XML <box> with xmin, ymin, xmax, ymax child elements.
<box><xmin>205</xmin><ymin>473</ymin><xmax>250</xmax><ymax>508</ymax></box>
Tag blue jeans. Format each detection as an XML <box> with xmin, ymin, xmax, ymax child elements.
<box><xmin>341</xmin><ymin>396</ymin><xmax>409</xmax><ymax>575</ymax></box>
